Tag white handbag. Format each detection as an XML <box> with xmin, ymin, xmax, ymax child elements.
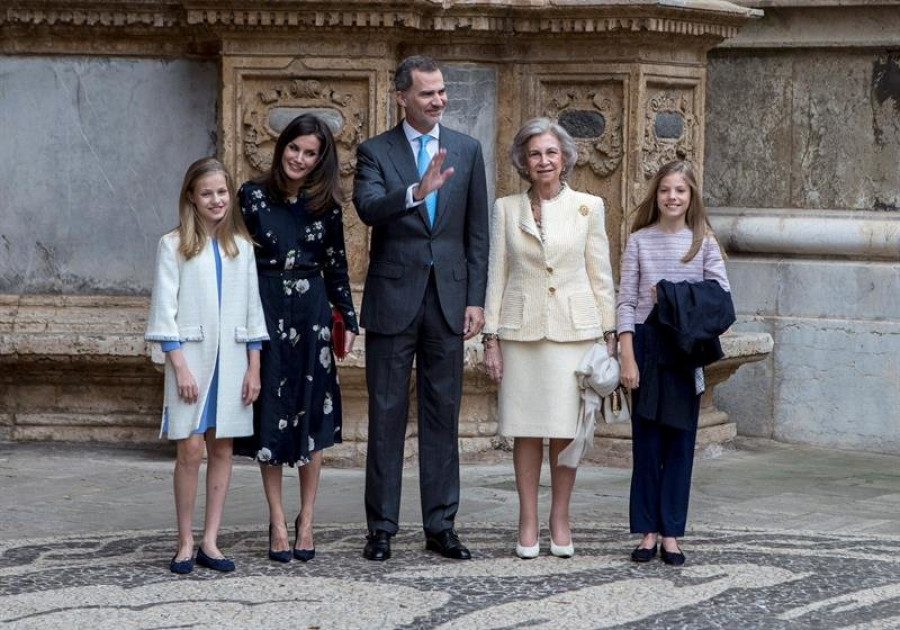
<box><xmin>558</xmin><ymin>342</ymin><xmax>621</xmax><ymax>468</ymax></box>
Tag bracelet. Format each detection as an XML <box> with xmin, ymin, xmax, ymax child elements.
<box><xmin>481</xmin><ymin>333</ymin><xmax>499</xmax><ymax>346</ymax></box>
<box><xmin>603</xmin><ymin>330</ymin><xmax>617</xmax><ymax>341</ymax></box>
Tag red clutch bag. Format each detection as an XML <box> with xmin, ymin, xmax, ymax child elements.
<box><xmin>331</xmin><ymin>308</ymin><xmax>347</xmax><ymax>361</ymax></box>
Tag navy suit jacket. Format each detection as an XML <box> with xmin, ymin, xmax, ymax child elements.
<box><xmin>352</xmin><ymin>123</ymin><xmax>489</xmax><ymax>335</ymax></box>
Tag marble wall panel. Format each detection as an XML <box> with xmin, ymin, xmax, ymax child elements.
<box><xmin>0</xmin><ymin>56</ymin><xmax>218</xmax><ymax>294</ymax></box>
<box><xmin>715</xmin><ymin>257</ymin><xmax>900</xmax><ymax>454</ymax></box>
<box><xmin>442</xmin><ymin>65</ymin><xmax>497</xmax><ymax>205</ymax></box>
<box><xmin>705</xmin><ymin>51</ymin><xmax>900</xmax><ymax>211</ymax></box>
<box><xmin>704</xmin><ymin>53</ymin><xmax>793</xmax><ymax>208</ymax></box>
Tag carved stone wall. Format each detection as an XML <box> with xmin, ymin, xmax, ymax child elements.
<box><xmin>0</xmin><ymin>0</ymin><xmax>766</xmax><ymax>457</ymax></box>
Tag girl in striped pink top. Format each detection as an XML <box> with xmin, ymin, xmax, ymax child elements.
<box><xmin>616</xmin><ymin>160</ymin><xmax>729</xmax><ymax>566</ymax></box>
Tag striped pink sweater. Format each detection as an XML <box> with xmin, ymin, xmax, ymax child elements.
<box><xmin>616</xmin><ymin>225</ymin><xmax>730</xmax><ymax>334</ymax></box>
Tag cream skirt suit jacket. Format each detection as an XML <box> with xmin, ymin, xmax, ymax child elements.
<box><xmin>483</xmin><ymin>186</ymin><xmax>616</xmax><ymax>438</ymax></box>
<box><xmin>145</xmin><ymin>233</ymin><xmax>269</xmax><ymax>440</ymax></box>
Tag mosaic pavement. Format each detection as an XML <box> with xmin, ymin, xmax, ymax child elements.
<box><xmin>1</xmin><ymin>523</ymin><xmax>899</xmax><ymax>629</ymax></box>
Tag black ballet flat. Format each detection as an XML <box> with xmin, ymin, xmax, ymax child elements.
<box><xmin>660</xmin><ymin>546</ymin><xmax>686</xmax><ymax>566</ymax></box>
<box><xmin>631</xmin><ymin>544</ymin><xmax>658</xmax><ymax>563</ymax></box>
<box><xmin>268</xmin><ymin>523</ymin><xmax>292</xmax><ymax>563</ymax></box>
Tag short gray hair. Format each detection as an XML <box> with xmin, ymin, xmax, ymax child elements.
<box><xmin>394</xmin><ymin>55</ymin><xmax>441</xmax><ymax>93</ymax></box>
<box><xmin>508</xmin><ymin>118</ymin><xmax>578</xmax><ymax>182</ymax></box>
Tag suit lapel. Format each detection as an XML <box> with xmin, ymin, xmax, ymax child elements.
<box><xmin>385</xmin><ymin>123</ymin><xmax>432</xmax><ymax>231</ymax></box>
<box><xmin>517</xmin><ymin>192</ymin><xmax>542</xmax><ymax>242</ymax></box>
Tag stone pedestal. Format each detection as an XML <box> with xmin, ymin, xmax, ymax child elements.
<box><xmin>588</xmin><ymin>332</ymin><xmax>774</xmax><ymax>467</ymax></box>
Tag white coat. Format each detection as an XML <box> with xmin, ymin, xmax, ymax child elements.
<box><xmin>145</xmin><ymin>232</ymin><xmax>268</xmax><ymax>440</ymax></box>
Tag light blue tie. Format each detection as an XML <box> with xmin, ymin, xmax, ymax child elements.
<box><xmin>416</xmin><ymin>134</ymin><xmax>437</xmax><ymax>226</ymax></box>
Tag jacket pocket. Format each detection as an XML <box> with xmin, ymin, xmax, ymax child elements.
<box><xmin>178</xmin><ymin>325</ymin><xmax>204</xmax><ymax>342</ymax></box>
<box><xmin>500</xmin><ymin>292</ymin><xmax>526</xmax><ymax>330</ymax></box>
<box><xmin>569</xmin><ymin>293</ymin><xmax>601</xmax><ymax>329</ymax></box>
<box><xmin>368</xmin><ymin>260</ymin><xmax>404</xmax><ymax>279</ymax></box>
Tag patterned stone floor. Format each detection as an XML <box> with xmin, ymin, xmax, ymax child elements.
<box><xmin>2</xmin><ymin>523</ymin><xmax>899</xmax><ymax>629</ymax></box>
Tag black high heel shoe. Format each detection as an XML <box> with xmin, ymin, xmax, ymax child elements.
<box><xmin>293</xmin><ymin>513</ymin><xmax>316</xmax><ymax>562</ymax></box>
<box><xmin>268</xmin><ymin>523</ymin><xmax>292</xmax><ymax>563</ymax></box>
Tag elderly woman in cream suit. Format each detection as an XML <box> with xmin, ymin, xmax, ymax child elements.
<box><xmin>483</xmin><ymin>118</ymin><xmax>617</xmax><ymax>559</ymax></box>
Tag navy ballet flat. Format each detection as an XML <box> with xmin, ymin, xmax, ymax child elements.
<box><xmin>196</xmin><ymin>546</ymin><xmax>235</xmax><ymax>572</ymax></box>
<box><xmin>169</xmin><ymin>555</ymin><xmax>194</xmax><ymax>574</ymax></box>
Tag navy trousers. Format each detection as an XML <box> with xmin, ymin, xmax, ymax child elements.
<box><xmin>364</xmin><ymin>271</ymin><xmax>463</xmax><ymax>537</ymax></box>
<box><xmin>629</xmin><ymin>415</ymin><xmax>698</xmax><ymax>537</ymax></box>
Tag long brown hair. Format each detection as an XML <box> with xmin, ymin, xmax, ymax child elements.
<box><xmin>176</xmin><ymin>157</ymin><xmax>251</xmax><ymax>260</ymax></box>
<box><xmin>630</xmin><ymin>160</ymin><xmax>723</xmax><ymax>263</ymax></box>
<box><xmin>257</xmin><ymin>114</ymin><xmax>343</xmax><ymax>214</ymax></box>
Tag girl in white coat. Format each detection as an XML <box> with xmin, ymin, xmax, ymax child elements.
<box><xmin>146</xmin><ymin>157</ymin><xmax>269</xmax><ymax>574</ymax></box>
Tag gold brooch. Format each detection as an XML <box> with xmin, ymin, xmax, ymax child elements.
<box><xmin>579</xmin><ymin>205</ymin><xmax>589</xmax><ymax>216</ymax></box>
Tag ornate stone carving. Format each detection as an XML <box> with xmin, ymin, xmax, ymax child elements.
<box><xmin>641</xmin><ymin>85</ymin><xmax>699</xmax><ymax>179</ymax></box>
<box><xmin>2</xmin><ymin>1</ymin><xmax>759</xmax><ymax>45</ymax></box>
<box><xmin>542</xmin><ymin>82</ymin><xmax>624</xmax><ymax>179</ymax></box>
<box><xmin>240</xmin><ymin>78</ymin><xmax>366</xmax><ymax>179</ymax></box>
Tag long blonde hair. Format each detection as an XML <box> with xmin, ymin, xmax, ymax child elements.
<box><xmin>176</xmin><ymin>157</ymin><xmax>251</xmax><ymax>260</ymax></box>
<box><xmin>630</xmin><ymin>160</ymin><xmax>723</xmax><ymax>263</ymax></box>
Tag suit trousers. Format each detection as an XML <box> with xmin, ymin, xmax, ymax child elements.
<box><xmin>364</xmin><ymin>270</ymin><xmax>463</xmax><ymax>536</ymax></box>
<box><xmin>629</xmin><ymin>415</ymin><xmax>698</xmax><ymax>538</ymax></box>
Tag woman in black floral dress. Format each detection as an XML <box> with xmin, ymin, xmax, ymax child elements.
<box><xmin>234</xmin><ymin>115</ymin><xmax>359</xmax><ymax>562</ymax></box>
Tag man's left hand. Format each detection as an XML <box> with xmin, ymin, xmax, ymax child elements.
<box><xmin>463</xmin><ymin>306</ymin><xmax>485</xmax><ymax>340</ymax></box>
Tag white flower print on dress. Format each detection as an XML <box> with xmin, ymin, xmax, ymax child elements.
<box><xmin>285</xmin><ymin>249</ymin><xmax>297</xmax><ymax>270</ymax></box>
<box><xmin>252</xmin><ymin>189</ymin><xmax>263</xmax><ymax>199</ymax></box>
<box><xmin>288</xmin><ymin>328</ymin><xmax>299</xmax><ymax>346</ymax></box>
<box><xmin>308</xmin><ymin>435</ymin><xmax>316</xmax><ymax>452</ymax></box>
<box><xmin>278</xmin><ymin>418</ymin><xmax>288</xmax><ymax>430</ymax></box>
<box><xmin>283</xmin><ymin>278</ymin><xmax>310</xmax><ymax>296</ymax></box>
<box><xmin>304</xmin><ymin>220</ymin><xmax>325</xmax><ymax>243</ymax></box>
<box><xmin>319</xmin><ymin>346</ymin><xmax>332</xmax><ymax>370</ymax></box>
<box><xmin>323</xmin><ymin>393</ymin><xmax>333</xmax><ymax>415</ymax></box>
<box><xmin>257</xmin><ymin>447</ymin><xmax>272</xmax><ymax>462</ymax></box>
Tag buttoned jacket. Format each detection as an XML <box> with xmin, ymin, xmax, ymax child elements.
<box><xmin>352</xmin><ymin>123</ymin><xmax>489</xmax><ymax>335</ymax></box>
<box><xmin>483</xmin><ymin>186</ymin><xmax>616</xmax><ymax>342</ymax></box>
<box><xmin>145</xmin><ymin>233</ymin><xmax>268</xmax><ymax>440</ymax></box>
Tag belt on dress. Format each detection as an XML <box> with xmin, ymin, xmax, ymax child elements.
<box><xmin>258</xmin><ymin>267</ymin><xmax>322</xmax><ymax>279</ymax></box>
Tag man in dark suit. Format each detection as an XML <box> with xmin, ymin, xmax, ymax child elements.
<box><xmin>353</xmin><ymin>55</ymin><xmax>489</xmax><ymax>561</ymax></box>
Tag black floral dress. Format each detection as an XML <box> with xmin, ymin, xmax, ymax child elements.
<box><xmin>234</xmin><ymin>182</ymin><xmax>359</xmax><ymax>466</ymax></box>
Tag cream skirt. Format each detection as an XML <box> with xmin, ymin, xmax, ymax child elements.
<box><xmin>498</xmin><ymin>339</ymin><xmax>593</xmax><ymax>439</ymax></box>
